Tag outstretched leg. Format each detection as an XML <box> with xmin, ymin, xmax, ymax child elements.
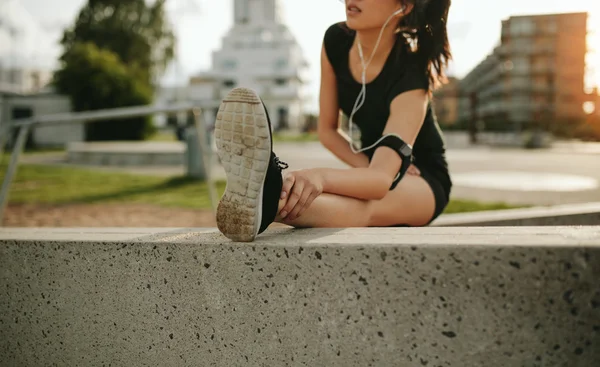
<box><xmin>276</xmin><ymin>174</ymin><xmax>436</xmax><ymax>228</ymax></box>
<box><xmin>214</xmin><ymin>88</ymin><xmax>288</xmax><ymax>242</ymax></box>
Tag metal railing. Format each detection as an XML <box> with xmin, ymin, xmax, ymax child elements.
<box><xmin>0</xmin><ymin>104</ymin><xmax>218</xmax><ymax>225</ymax></box>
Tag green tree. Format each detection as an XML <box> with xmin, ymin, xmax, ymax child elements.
<box><xmin>61</xmin><ymin>0</ymin><xmax>175</xmax><ymax>84</ymax></box>
<box><xmin>54</xmin><ymin>43</ymin><xmax>154</xmax><ymax>141</ymax></box>
<box><xmin>55</xmin><ymin>0</ymin><xmax>175</xmax><ymax>141</ymax></box>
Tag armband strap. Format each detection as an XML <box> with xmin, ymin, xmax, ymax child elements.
<box><xmin>374</xmin><ymin>135</ymin><xmax>413</xmax><ymax>190</ymax></box>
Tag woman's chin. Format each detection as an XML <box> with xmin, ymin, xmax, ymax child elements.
<box><xmin>344</xmin><ymin>19</ymin><xmax>364</xmax><ymax>31</ymax></box>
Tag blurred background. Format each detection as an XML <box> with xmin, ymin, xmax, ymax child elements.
<box><xmin>0</xmin><ymin>0</ymin><xmax>599</xmax><ymax>227</ymax></box>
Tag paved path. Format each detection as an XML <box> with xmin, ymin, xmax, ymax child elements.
<box><xmin>18</xmin><ymin>141</ymin><xmax>600</xmax><ymax>206</ymax></box>
<box><xmin>265</xmin><ymin>143</ymin><xmax>600</xmax><ymax>206</ymax></box>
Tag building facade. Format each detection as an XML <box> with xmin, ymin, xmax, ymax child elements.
<box><xmin>187</xmin><ymin>0</ymin><xmax>309</xmax><ymax>131</ymax></box>
<box><xmin>0</xmin><ymin>68</ymin><xmax>52</xmax><ymax>95</ymax></box>
<box><xmin>458</xmin><ymin>12</ymin><xmax>588</xmax><ymax>132</ymax></box>
<box><xmin>0</xmin><ymin>0</ymin><xmax>55</xmax><ymax>94</ymax></box>
<box><xmin>1</xmin><ymin>89</ymin><xmax>84</xmax><ymax>149</ymax></box>
<box><xmin>433</xmin><ymin>77</ymin><xmax>460</xmax><ymax>126</ymax></box>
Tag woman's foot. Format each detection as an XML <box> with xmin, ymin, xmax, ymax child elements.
<box><xmin>214</xmin><ymin>87</ymin><xmax>288</xmax><ymax>242</ymax></box>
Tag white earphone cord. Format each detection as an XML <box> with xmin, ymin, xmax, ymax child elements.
<box><xmin>348</xmin><ymin>8</ymin><xmax>406</xmax><ymax>154</ymax></box>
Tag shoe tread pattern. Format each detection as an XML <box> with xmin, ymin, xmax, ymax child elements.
<box><xmin>215</xmin><ymin>88</ymin><xmax>271</xmax><ymax>242</ymax></box>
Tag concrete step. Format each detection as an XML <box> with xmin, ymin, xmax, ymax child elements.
<box><xmin>66</xmin><ymin>141</ymin><xmax>186</xmax><ymax>166</ymax></box>
<box><xmin>1</xmin><ymin>227</ymin><xmax>599</xmax><ymax>366</ymax></box>
<box><xmin>434</xmin><ymin>202</ymin><xmax>600</xmax><ymax>227</ymax></box>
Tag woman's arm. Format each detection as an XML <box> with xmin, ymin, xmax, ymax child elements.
<box><xmin>279</xmin><ymin>89</ymin><xmax>429</xmax><ymax>220</ymax></box>
<box><xmin>317</xmin><ymin>44</ymin><xmax>370</xmax><ymax>169</ymax></box>
<box><xmin>319</xmin><ymin>89</ymin><xmax>429</xmax><ymax>199</ymax></box>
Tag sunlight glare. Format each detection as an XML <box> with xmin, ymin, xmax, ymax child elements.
<box><xmin>583</xmin><ymin>102</ymin><xmax>596</xmax><ymax>115</ymax></box>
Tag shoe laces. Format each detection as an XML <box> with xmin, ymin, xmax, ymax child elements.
<box><xmin>274</xmin><ymin>156</ymin><xmax>288</xmax><ymax>171</ymax></box>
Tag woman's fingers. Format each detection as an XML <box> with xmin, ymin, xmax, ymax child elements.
<box><xmin>280</xmin><ymin>174</ymin><xmax>295</xmax><ymax>200</ymax></box>
<box><xmin>294</xmin><ymin>190</ymin><xmax>320</xmax><ymax>219</ymax></box>
<box><xmin>280</xmin><ymin>179</ymin><xmax>304</xmax><ymax>219</ymax></box>
<box><xmin>287</xmin><ymin>188</ymin><xmax>313</xmax><ymax>221</ymax></box>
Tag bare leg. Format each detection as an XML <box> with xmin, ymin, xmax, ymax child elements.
<box><xmin>275</xmin><ymin>193</ymin><xmax>372</xmax><ymax>228</ymax></box>
<box><xmin>275</xmin><ymin>174</ymin><xmax>436</xmax><ymax>228</ymax></box>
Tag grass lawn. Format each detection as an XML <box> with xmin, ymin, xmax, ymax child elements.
<box><xmin>0</xmin><ymin>161</ymin><xmax>521</xmax><ymax>214</ymax></box>
<box><xmin>1</xmin><ymin>162</ymin><xmax>225</xmax><ymax>209</ymax></box>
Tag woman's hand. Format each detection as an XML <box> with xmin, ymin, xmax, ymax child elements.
<box><xmin>279</xmin><ymin>169</ymin><xmax>324</xmax><ymax>221</ymax></box>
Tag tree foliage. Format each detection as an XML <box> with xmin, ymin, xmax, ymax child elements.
<box><xmin>61</xmin><ymin>0</ymin><xmax>175</xmax><ymax>84</ymax></box>
<box><xmin>54</xmin><ymin>0</ymin><xmax>175</xmax><ymax>141</ymax></box>
<box><xmin>54</xmin><ymin>43</ymin><xmax>154</xmax><ymax>141</ymax></box>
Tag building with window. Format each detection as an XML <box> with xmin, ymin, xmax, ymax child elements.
<box><xmin>187</xmin><ymin>0</ymin><xmax>309</xmax><ymax>131</ymax></box>
<box><xmin>0</xmin><ymin>0</ymin><xmax>54</xmax><ymax>94</ymax></box>
<box><xmin>458</xmin><ymin>12</ymin><xmax>588</xmax><ymax>132</ymax></box>
<box><xmin>0</xmin><ymin>0</ymin><xmax>80</xmax><ymax>148</ymax></box>
<box><xmin>433</xmin><ymin>77</ymin><xmax>460</xmax><ymax>126</ymax></box>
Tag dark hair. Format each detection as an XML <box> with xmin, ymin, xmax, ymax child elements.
<box><xmin>397</xmin><ymin>0</ymin><xmax>452</xmax><ymax>90</ymax></box>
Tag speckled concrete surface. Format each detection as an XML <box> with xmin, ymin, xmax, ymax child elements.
<box><xmin>1</xmin><ymin>227</ymin><xmax>599</xmax><ymax>367</ymax></box>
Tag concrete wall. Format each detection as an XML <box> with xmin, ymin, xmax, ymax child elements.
<box><xmin>1</xmin><ymin>227</ymin><xmax>599</xmax><ymax>367</ymax></box>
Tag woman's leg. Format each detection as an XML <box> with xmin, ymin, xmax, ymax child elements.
<box><xmin>276</xmin><ymin>173</ymin><xmax>436</xmax><ymax>228</ymax></box>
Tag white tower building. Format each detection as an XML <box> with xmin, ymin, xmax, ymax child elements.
<box><xmin>188</xmin><ymin>0</ymin><xmax>309</xmax><ymax>131</ymax></box>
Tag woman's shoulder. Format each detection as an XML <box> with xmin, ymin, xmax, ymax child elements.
<box><xmin>323</xmin><ymin>22</ymin><xmax>353</xmax><ymax>67</ymax></box>
<box><xmin>324</xmin><ymin>22</ymin><xmax>353</xmax><ymax>42</ymax></box>
<box><xmin>384</xmin><ymin>51</ymin><xmax>430</xmax><ymax>104</ymax></box>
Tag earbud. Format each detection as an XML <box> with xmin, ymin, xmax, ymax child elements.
<box><xmin>392</xmin><ymin>7</ymin><xmax>406</xmax><ymax>16</ymax></box>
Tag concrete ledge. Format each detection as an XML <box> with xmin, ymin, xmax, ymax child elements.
<box><xmin>434</xmin><ymin>202</ymin><xmax>600</xmax><ymax>227</ymax></box>
<box><xmin>66</xmin><ymin>142</ymin><xmax>185</xmax><ymax>166</ymax></box>
<box><xmin>1</xmin><ymin>227</ymin><xmax>599</xmax><ymax>366</ymax></box>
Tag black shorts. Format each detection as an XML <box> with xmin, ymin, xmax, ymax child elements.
<box><xmin>419</xmin><ymin>167</ymin><xmax>451</xmax><ymax>224</ymax></box>
<box><xmin>391</xmin><ymin>167</ymin><xmax>451</xmax><ymax>227</ymax></box>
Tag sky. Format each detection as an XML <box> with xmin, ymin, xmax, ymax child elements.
<box><xmin>8</xmin><ymin>0</ymin><xmax>600</xmax><ymax>110</ymax></box>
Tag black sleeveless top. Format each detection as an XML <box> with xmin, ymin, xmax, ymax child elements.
<box><xmin>323</xmin><ymin>22</ymin><xmax>451</xmax><ymax>190</ymax></box>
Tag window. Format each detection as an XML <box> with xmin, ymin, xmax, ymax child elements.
<box><xmin>31</xmin><ymin>71</ymin><xmax>41</xmax><ymax>89</ymax></box>
<box><xmin>511</xmin><ymin>57</ymin><xmax>529</xmax><ymax>73</ymax></box>
<box><xmin>274</xmin><ymin>58</ymin><xmax>287</xmax><ymax>70</ymax></box>
<box><xmin>276</xmin><ymin>107</ymin><xmax>289</xmax><ymax>131</ymax></box>
<box><xmin>222</xmin><ymin>60</ymin><xmax>237</xmax><ymax>70</ymax></box>
<box><xmin>275</xmin><ymin>78</ymin><xmax>286</xmax><ymax>86</ymax></box>
<box><xmin>510</xmin><ymin>18</ymin><xmax>534</xmax><ymax>36</ymax></box>
<box><xmin>546</xmin><ymin>19</ymin><xmax>558</xmax><ymax>33</ymax></box>
<box><xmin>11</xmin><ymin>107</ymin><xmax>33</xmax><ymax>120</ymax></box>
<box><xmin>236</xmin><ymin>0</ymin><xmax>249</xmax><ymax>24</ymax></box>
<box><xmin>10</xmin><ymin>107</ymin><xmax>34</xmax><ymax>148</ymax></box>
<box><xmin>223</xmin><ymin>80</ymin><xmax>236</xmax><ymax>88</ymax></box>
<box><xmin>9</xmin><ymin>69</ymin><xmax>20</xmax><ymax>84</ymax></box>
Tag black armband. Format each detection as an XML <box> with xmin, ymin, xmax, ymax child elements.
<box><xmin>374</xmin><ymin>135</ymin><xmax>413</xmax><ymax>190</ymax></box>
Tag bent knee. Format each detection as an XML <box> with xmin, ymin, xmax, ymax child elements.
<box><xmin>367</xmin><ymin>185</ymin><xmax>436</xmax><ymax>227</ymax></box>
<box><xmin>345</xmin><ymin>200</ymin><xmax>375</xmax><ymax>227</ymax></box>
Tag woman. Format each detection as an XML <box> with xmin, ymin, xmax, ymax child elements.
<box><xmin>214</xmin><ymin>0</ymin><xmax>453</xmax><ymax>242</ymax></box>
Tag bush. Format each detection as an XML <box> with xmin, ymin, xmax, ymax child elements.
<box><xmin>54</xmin><ymin>43</ymin><xmax>155</xmax><ymax>141</ymax></box>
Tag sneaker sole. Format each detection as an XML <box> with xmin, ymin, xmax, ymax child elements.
<box><xmin>214</xmin><ymin>88</ymin><xmax>272</xmax><ymax>242</ymax></box>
